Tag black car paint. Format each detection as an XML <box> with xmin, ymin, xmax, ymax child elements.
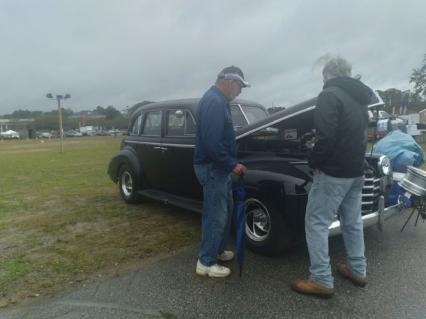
<box><xmin>108</xmin><ymin>96</ymin><xmax>387</xmax><ymax>254</ymax></box>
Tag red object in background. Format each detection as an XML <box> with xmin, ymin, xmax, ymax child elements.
<box><xmin>367</xmin><ymin>127</ymin><xmax>387</xmax><ymax>141</ymax></box>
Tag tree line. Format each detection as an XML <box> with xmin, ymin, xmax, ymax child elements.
<box><xmin>377</xmin><ymin>53</ymin><xmax>426</xmax><ymax>114</ymax></box>
<box><xmin>1</xmin><ymin>102</ymin><xmax>153</xmax><ymax>131</ymax></box>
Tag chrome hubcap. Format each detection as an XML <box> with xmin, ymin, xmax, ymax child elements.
<box><xmin>121</xmin><ymin>171</ymin><xmax>133</xmax><ymax>197</ymax></box>
<box><xmin>245</xmin><ymin>198</ymin><xmax>271</xmax><ymax>242</ymax></box>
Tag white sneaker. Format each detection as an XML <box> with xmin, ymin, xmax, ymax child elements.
<box><xmin>217</xmin><ymin>250</ymin><xmax>235</xmax><ymax>262</ymax></box>
<box><xmin>196</xmin><ymin>260</ymin><xmax>231</xmax><ymax>278</ymax></box>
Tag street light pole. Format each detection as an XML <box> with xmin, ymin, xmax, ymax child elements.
<box><xmin>57</xmin><ymin>95</ymin><xmax>64</xmax><ymax>153</ymax></box>
<box><xmin>46</xmin><ymin>93</ymin><xmax>71</xmax><ymax>153</ymax></box>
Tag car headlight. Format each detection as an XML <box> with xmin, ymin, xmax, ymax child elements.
<box><xmin>378</xmin><ymin>155</ymin><xmax>392</xmax><ymax>176</ymax></box>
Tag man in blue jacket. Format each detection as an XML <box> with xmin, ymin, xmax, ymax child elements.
<box><xmin>194</xmin><ymin>66</ymin><xmax>248</xmax><ymax>278</ymax></box>
<box><xmin>292</xmin><ymin>58</ymin><xmax>373</xmax><ymax>297</ymax></box>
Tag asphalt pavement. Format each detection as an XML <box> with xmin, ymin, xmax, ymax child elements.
<box><xmin>1</xmin><ymin>210</ymin><xmax>426</xmax><ymax>319</ymax></box>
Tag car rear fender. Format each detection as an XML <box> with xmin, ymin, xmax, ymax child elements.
<box><xmin>108</xmin><ymin>147</ymin><xmax>141</xmax><ymax>183</ymax></box>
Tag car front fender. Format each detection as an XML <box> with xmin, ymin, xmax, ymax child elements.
<box><xmin>238</xmin><ymin>169</ymin><xmax>308</xmax><ymax>210</ymax></box>
<box><xmin>236</xmin><ymin>169</ymin><xmax>308</xmax><ymax>242</ymax></box>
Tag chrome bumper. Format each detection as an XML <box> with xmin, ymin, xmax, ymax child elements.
<box><xmin>329</xmin><ymin>195</ymin><xmax>404</xmax><ymax>237</ymax></box>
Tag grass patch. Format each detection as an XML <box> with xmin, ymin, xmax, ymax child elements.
<box><xmin>0</xmin><ymin>137</ymin><xmax>200</xmax><ymax>307</ymax></box>
<box><xmin>0</xmin><ymin>252</ymin><xmax>32</xmax><ymax>282</ymax></box>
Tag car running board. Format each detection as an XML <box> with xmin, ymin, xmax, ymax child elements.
<box><xmin>138</xmin><ymin>189</ymin><xmax>202</xmax><ymax>214</ymax></box>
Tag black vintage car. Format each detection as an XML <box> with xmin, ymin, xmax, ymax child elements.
<box><xmin>108</xmin><ymin>95</ymin><xmax>402</xmax><ymax>255</ymax></box>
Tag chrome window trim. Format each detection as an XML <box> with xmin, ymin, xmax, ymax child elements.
<box><xmin>129</xmin><ymin>113</ymin><xmax>142</xmax><ymax>136</ymax></box>
<box><xmin>236</xmin><ymin>103</ymin><xmax>250</xmax><ymax>125</ymax></box>
<box><xmin>126</xmin><ymin>140</ymin><xmax>162</xmax><ymax>146</ymax></box>
<box><xmin>185</xmin><ymin>110</ymin><xmax>197</xmax><ymax>136</ymax></box>
<box><xmin>163</xmin><ymin>143</ymin><xmax>194</xmax><ymax>148</ymax></box>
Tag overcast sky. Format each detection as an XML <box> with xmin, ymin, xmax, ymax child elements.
<box><xmin>0</xmin><ymin>0</ymin><xmax>425</xmax><ymax>115</ymax></box>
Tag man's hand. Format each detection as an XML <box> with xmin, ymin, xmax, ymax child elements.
<box><xmin>233</xmin><ymin>163</ymin><xmax>247</xmax><ymax>176</ymax></box>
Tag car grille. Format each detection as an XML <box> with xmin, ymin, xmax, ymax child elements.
<box><xmin>362</xmin><ymin>171</ymin><xmax>381</xmax><ymax>214</ymax></box>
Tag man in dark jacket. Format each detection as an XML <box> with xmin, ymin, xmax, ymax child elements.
<box><xmin>193</xmin><ymin>66</ymin><xmax>248</xmax><ymax>278</ymax></box>
<box><xmin>292</xmin><ymin>58</ymin><xmax>373</xmax><ymax>297</ymax></box>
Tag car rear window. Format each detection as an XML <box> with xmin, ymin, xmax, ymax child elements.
<box><xmin>166</xmin><ymin>110</ymin><xmax>196</xmax><ymax>137</ymax></box>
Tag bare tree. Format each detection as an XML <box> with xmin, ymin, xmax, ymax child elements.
<box><xmin>410</xmin><ymin>53</ymin><xmax>426</xmax><ymax>101</ymax></box>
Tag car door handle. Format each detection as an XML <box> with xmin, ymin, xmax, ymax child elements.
<box><xmin>153</xmin><ymin>146</ymin><xmax>168</xmax><ymax>151</ymax></box>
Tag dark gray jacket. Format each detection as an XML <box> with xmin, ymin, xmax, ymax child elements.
<box><xmin>309</xmin><ymin>77</ymin><xmax>373</xmax><ymax>178</ymax></box>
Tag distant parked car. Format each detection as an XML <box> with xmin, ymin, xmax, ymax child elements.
<box><xmin>38</xmin><ymin>132</ymin><xmax>53</xmax><ymax>139</ymax></box>
<box><xmin>0</xmin><ymin>130</ymin><xmax>19</xmax><ymax>139</ymax></box>
<box><xmin>94</xmin><ymin>130</ymin><xmax>108</xmax><ymax>136</ymax></box>
<box><xmin>64</xmin><ymin>130</ymin><xmax>83</xmax><ymax>137</ymax></box>
<box><xmin>85</xmin><ymin>130</ymin><xmax>97</xmax><ymax>136</ymax></box>
<box><xmin>50</xmin><ymin>131</ymin><xmax>60</xmax><ymax>138</ymax></box>
<box><xmin>107</xmin><ymin>129</ymin><xmax>122</xmax><ymax>136</ymax></box>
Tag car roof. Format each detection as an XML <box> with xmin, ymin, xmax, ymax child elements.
<box><xmin>130</xmin><ymin>91</ymin><xmax>384</xmax><ymax>140</ymax></box>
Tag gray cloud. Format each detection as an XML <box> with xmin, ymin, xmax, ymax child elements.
<box><xmin>0</xmin><ymin>0</ymin><xmax>425</xmax><ymax>114</ymax></box>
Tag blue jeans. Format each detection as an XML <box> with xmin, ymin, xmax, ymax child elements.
<box><xmin>305</xmin><ymin>171</ymin><xmax>367</xmax><ymax>288</ymax></box>
<box><xmin>194</xmin><ymin>164</ymin><xmax>233</xmax><ymax>266</ymax></box>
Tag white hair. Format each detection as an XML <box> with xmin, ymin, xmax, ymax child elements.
<box><xmin>322</xmin><ymin>57</ymin><xmax>352</xmax><ymax>81</ymax></box>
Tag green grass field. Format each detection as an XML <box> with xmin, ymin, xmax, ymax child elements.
<box><xmin>0</xmin><ymin>137</ymin><xmax>200</xmax><ymax>307</ymax></box>
<box><xmin>2</xmin><ymin>136</ymin><xmax>425</xmax><ymax>307</ymax></box>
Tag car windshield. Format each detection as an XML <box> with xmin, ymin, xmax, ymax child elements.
<box><xmin>242</xmin><ymin>105</ymin><xmax>269</xmax><ymax>123</ymax></box>
<box><xmin>231</xmin><ymin>104</ymin><xmax>268</xmax><ymax>130</ymax></box>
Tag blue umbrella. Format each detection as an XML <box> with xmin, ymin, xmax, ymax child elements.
<box><xmin>235</xmin><ymin>176</ymin><xmax>246</xmax><ymax>277</ymax></box>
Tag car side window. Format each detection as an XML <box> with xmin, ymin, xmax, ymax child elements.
<box><xmin>130</xmin><ymin>114</ymin><xmax>142</xmax><ymax>136</ymax></box>
<box><xmin>141</xmin><ymin>111</ymin><xmax>162</xmax><ymax>136</ymax></box>
<box><xmin>230</xmin><ymin>104</ymin><xmax>247</xmax><ymax>130</ymax></box>
<box><xmin>166</xmin><ymin>110</ymin><xmax>196</xmax><ymax>137</ymax></box>
<box><xmin>185</xmin><ymin>111</ymin><xmax>196</xmax><ymax>135</ymax></box>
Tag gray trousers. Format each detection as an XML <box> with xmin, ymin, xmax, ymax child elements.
<box><xmin>305</xmin><ymin>171</ymin><xmax>367</xmax><ymax>288</ymax></box>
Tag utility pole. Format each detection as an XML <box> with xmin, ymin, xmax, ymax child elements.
<box><xmin>46</xmin><ymin>93</ymin><xmax>71</xmax><ymax>153</ymax></box>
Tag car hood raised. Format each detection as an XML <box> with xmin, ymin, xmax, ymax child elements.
<box><xmin>236</xmin><ymin>91</ymin><xmax>384</xmax><ymax>140</ymax></box>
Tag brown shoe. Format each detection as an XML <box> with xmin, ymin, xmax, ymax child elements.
<box><xmin>337</xmin><ymin>263</ymin><xmax>367</xmax><ymax>287</ymax></box>
<box><xmin>291</xmin><ymin>278</ymin><xmax>334</xmax><ymax>298</ymax></box>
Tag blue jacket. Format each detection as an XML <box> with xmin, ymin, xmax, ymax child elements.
<box><xmin>194</xmin><ymin>86</ymin><xmax>237</xmax><ymax>174</ymax></box>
